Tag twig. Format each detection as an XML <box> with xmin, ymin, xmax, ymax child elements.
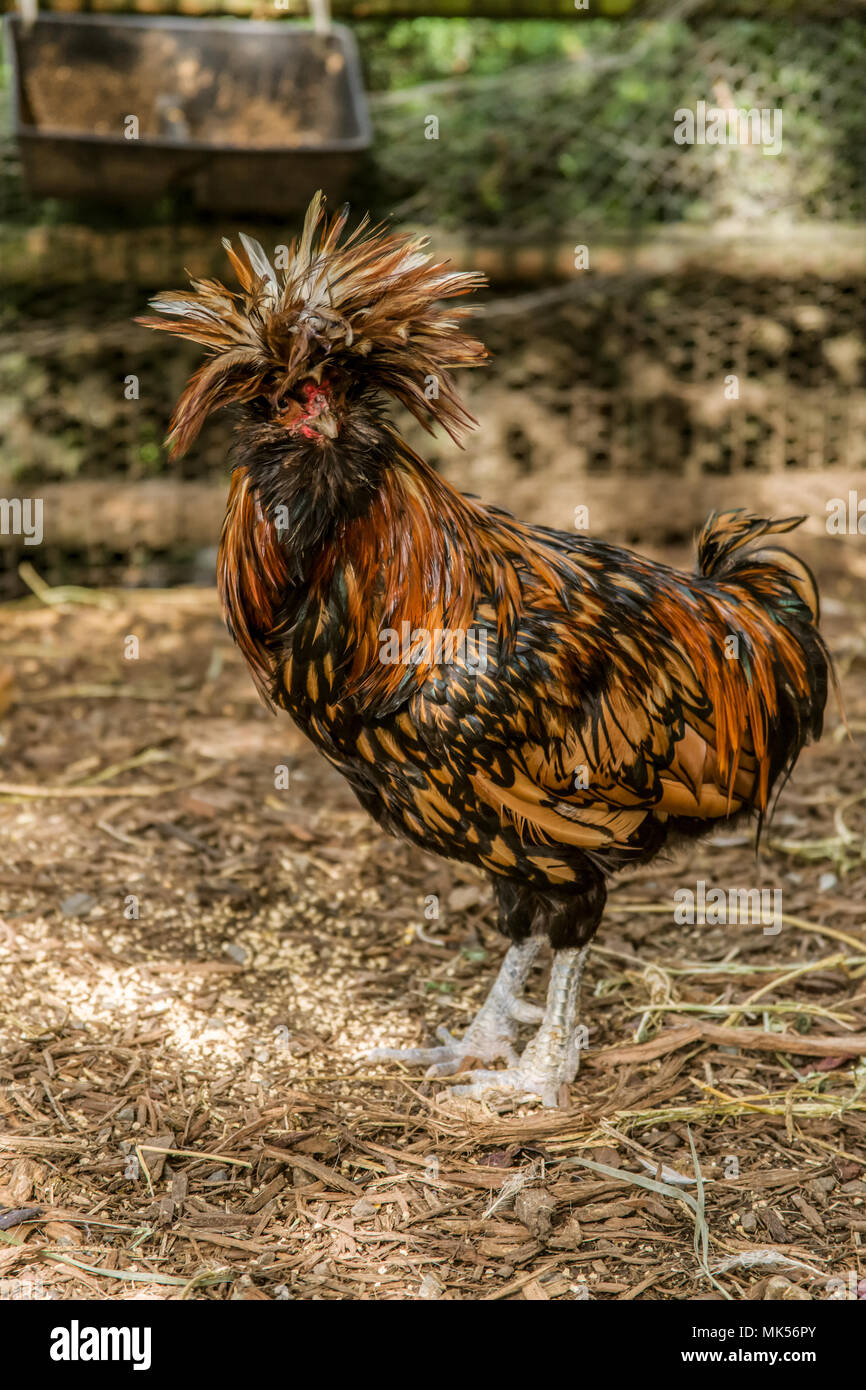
<box><xmin>606</xmin><ymin>901</ymin><xmax>865</xmax><ymax>955</ymax></box>
<box><xmin>137</xmin><ymin>1145</ymin><xmax>253</xmax><ymax>1170</ymax></box>
<box><xmin>0</xmin><ymin>768</ymin><xmax>220</xmax><ymax>800</ymax></box>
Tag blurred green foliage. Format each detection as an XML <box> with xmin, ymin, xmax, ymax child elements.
<box><xmin>356</xmin><ymin>17</ymin><xmax>864</xmax><ymax>231</ymax></box>
<box><xmin>356</xmin><ymin>17</ymin><xmax>584</xmax><ymax>88</ymax></box>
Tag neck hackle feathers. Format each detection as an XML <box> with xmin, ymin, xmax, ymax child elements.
<box><xmin>138</xmin><ymin>191</ymin><xmax>488</xmax><ymax>455</ymax></box>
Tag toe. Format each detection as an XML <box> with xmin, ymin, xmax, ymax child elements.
<box><xmin>452</xmin><ymin>1067</ymin><xmax>532</xmax><ymax>1101</ymax></box>
<box><xmin>425</xmin><ymin>1055</ymin><xmax>464</xmax><ymax>1078</ymax></box>
<box><xmin>368</xmin><ymin>1030</ymin><xmax>521</xmax><ymax>1073</ymax></box>
<box><xmin>452</xmin><ymin>1066</ymin><xmax>562</xmax><ymax>1107</ymax></box>
<box><xmin>508</xmin><ymin>1000</ymin><xmax>545</xmax><ymax>1024</ymax></box>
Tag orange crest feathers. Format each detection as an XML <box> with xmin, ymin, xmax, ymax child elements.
<box><xmin>137</xmin><ymin>191</ymin><xmax>488</xmax><ymax>455</ymax></box>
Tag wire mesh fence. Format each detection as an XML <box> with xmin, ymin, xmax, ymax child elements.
<box><xmin>0</xmin><ymin>3</ymin><xmax>863</xmax><ymax>591</ymax></box>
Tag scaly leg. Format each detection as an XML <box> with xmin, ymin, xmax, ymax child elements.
<box><xmin>367</xmin><ymin>937</ymin><xmax>544</xmax><ymax>1074</ymax></box>
<box><xmin>452</xmin><ymin>944</ymin><xmax>590</xmax><ymax>1108</ymax></box>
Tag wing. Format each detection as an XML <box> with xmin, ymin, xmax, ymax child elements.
<box><xmin>408</xmin><ymin>570</ymin><xmax>762</xmax><ymax>874</ymax></box>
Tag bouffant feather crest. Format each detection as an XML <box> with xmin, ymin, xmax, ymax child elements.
<box><xmin>138</xmin><ymin>191</ymin><xmax>487</xmax><ymax>455</ymax></box>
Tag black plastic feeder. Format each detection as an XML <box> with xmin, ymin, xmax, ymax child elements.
<box><xmin>4</xmin><ymin>12</ymin><xmax>372</xmax><ymax>215</ymax></box>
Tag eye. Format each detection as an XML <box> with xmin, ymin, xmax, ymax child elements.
<box><xmin>273</xmin><ymin>395</ymin><xmax>301</xmax><ymax>424</ymax></box>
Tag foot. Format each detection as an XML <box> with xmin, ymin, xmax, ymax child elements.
<box><xmin>449</xmin><ymin>944</ymin><xmax>591</xmax><ymax>1108</ymax></box>
<box><xmin>366</xmin><ymin>938</ymin><xmax>543</xmax><ymax>1077</ymax></box>
<box><xmin>450</xmin><ymin>1017</ymin><xmax>587</xmax><ymax>1108</ymax></box>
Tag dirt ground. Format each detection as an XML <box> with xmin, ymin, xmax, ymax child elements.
<box><xmin>0</xmin><ymin>536</ymin><xmax>865</xmax><ymax>1302</ymax></box>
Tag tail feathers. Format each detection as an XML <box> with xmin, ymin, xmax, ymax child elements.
<box><xmin>697</xmin><ymin>510</ymin><xmax>806</xmax><ymax>578</ymax></box>
<box><xmin>697</xmin><ymin>510</ymin><xmax>831</xmax><ymax>807</ymax></box>
<box><xmin>750</xmin><ymin>545</ymin><xmax>821</xmax><ymax>623</ymax></box>
<box><xmin>697</xmin><ymin>510</ymin><xmax>821</xmax><ymax>621</ymax></box>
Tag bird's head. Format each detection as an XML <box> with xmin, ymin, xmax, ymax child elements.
<box><xmin>137</xmin><ymin>192</ymin><xmax>488</xmax><ymax>458</ymax></box>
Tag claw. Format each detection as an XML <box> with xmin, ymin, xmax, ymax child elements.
<box><xmin>508</xmin><ymin>1000</ymin><xmax>545</xmax><ymax>1024</ymax></box>
<box><xmin>452</xmin><ymin>1067</ymin><xmax>561</xmax><ymax>1109</ymax></box>
<box><xmin>366</xmin><ymin>1029</ymin><xmax>521</xmax><ymax>1076</ymax></box>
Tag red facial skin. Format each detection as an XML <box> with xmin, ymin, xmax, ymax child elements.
<box><xmin>291</xmin><ymin>379</ymin><xmax>335</xmax><ymax>441</ymax></box>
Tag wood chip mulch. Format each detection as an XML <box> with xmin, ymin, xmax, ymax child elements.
<box><xmin>0</xmin><ymin>541</ymin><xmax>865</xmax><ymax>1300</ymax></box>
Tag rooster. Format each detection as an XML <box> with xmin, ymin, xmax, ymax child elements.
<box><xmin>140</xmin><ymin>194</ymin><xmax>829</xmax><ymax>1106</ymax></box>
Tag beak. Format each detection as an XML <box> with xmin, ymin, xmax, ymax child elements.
<box><xmin>310</xmin><ymin>408</ymin><xmax>339</xmax><ymax>440</ymax></box>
